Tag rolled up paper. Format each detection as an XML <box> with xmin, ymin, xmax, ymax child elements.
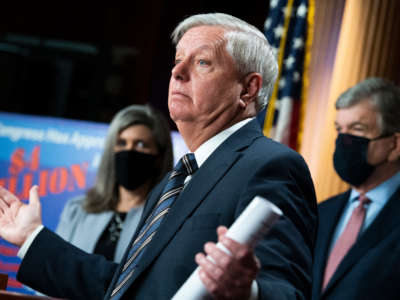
<box><xmin>171</xmin><ymin>196</ymin><xmax>283</xmax><ymax>300</ymax></box>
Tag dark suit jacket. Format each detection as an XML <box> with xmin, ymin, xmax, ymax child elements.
<box><xmin>312</xmin><ymin>187</ymin><xmax>400</xmax><ymax>300</ymax></box>
<box><xmin>18</xmin><ymin>119</ymin><xmax>317</xmax><ymax>300</ymax></box>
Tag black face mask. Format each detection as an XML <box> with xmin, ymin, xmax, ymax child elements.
<box><xmin>333</xmin><ymin>133</ymin><xmax>390</xmax><ymax>186</ymax></box>
<box><xmin>115</xmin><ymin>150</ymin><xmax>158</xmax><ymax>191</ymax></box>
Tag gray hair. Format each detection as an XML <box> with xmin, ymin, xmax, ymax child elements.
<box><xmin>336</xmin><ymin>77</ymin><xmax>400</xmax><ymax>135</ymax></box>
<box><xmin>171</xmin><ymin>13</ymin><xmax>278</xmax><ymax>111</ymax></box>
<box><xmin>85</xmin><ymin>105</ymin><xmax>173</xmax><ymax>213</ymax></box>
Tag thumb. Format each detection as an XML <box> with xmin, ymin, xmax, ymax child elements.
<box><xmin>29</xmin><ymin>185</ymin><xmax>41</xmax><ymax>206</ymax></box>
<box><xmin>217</xmin><ymin>226</ymin><xmax>228</xmax><ymax>237</ymax></box>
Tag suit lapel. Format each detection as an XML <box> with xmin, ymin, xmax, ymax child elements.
<box><xmin>313</xmin><ymin>192</ymin><xmax>349</xmax><ymax>296</ymax></box>
<box><xmin>77</xmin><ymin>211</ymin><xmax>113</xmax><ymax>253</ymax></box>
<box><xmin>324</xmin><ymin>187</ymin><xmax>400</xmax><ymax>293</ymax></box>
<box><xmin>127</xmin><ymin>119</ymin><xmax>262</xmax><ymax>285</ymax></box>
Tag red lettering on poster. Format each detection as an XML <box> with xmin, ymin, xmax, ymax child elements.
<box><xmin>9</xmin><ymin>148</ymin><xmax>25</xmax><ymax>175</ymax></box>
<box><xmin>8</xmin><ymin>177</ymin><xmax>17</xmax><ymax>195</ymax></box>
<box><xmin>17</xmin><ymin>173</ymin><xmax>33</xmax><ymax>199</ymax></box>
<box><xmin>38</xmin><ymin>170</ymin><xmax>49</xmax><ymax>197</ymax></box>
<box><xmin>68</xmin><ymin>163</ymin><xmax>88</xmax><ymax>190</ymax></box>
<box><xmin>30</xmin><ymin>146</ymin><xmax>40</xmax><ymax>171</ymax></box>
<box><xmin>1</xmin><ymin>146</ymin><xmax>89</xmax><ymax>199</ymax></box>
<box><xmin>49</xmin><ymin>168</ymin><xmax>68</xmax><ymax>194</ymax></box>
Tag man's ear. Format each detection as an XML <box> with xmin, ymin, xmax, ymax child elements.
<box><xmin>388</xmin><ymin>132</ymin><xmax>400</xmax><ymax>162</ymax></box>
<box><xmin>240</xmin><ymin>73</ymin><xmax>262</xmax><ymax>105</ymax></box>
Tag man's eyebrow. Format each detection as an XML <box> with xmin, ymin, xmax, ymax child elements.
<box><xmin>348</xmin><ymin>121</ymin><xmax>369</xmax><ymax>128</ymax></box>
<box><xmin>334</xmin><ymin>121</ymin><xmax>369</xmax><ymax>128</ymax></box>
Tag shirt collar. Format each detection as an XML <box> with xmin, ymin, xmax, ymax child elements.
<box><xmin>350</xmin><ymin>171</ymin><xmax>400</xmax><ymax>205</ymax></box>
<box><xmin>194</xmin><ymin>118</ymin><xmax>253</xmax><ymax>168</ymax></box>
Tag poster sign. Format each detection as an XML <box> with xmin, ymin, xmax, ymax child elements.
<box><xmin>0</xmin><ymin>111</ymin><xmax>188</xmax><ymax>294</ymax></box>
<box><xmin>0</xmin><ymin>111</ymin><xmax>108</xmax><ymax>294</ymax></box>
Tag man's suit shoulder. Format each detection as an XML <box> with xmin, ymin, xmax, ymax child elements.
<box><xmin>318</xmin><ymin>191</ymin><xmax>349</xmax><ymax>211</ymax></box>
<box><xmin>233</xmin><ymin>119</ymin><xmax>306</xmax><ymax>161</ymax></box>
<box><xmin>316</xmin><ymin>191</ymin><xmax>350</xmax><ymax>240</ymax></box>
<box><xmin>250</xmin><ymin>133</ymin><xmax>309</xmax><ymax>166</ymax></box>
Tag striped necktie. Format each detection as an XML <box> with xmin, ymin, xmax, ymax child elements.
<box><xmin>110</xmin><ymin>153</ymin><xmax>198</xmax><ymax>299</ymax></box>
<box><xmin>322</xmin><ymin>194</ymin><xmax>371</xmax><ymax>290</ymax></box>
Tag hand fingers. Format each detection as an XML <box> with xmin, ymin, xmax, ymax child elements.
<box><xmin>217</xmin><ymin>226</ymin><xmax>257</xmax><ymax>268</ymax></box>
<box><xmin>201</xmin><ymin>242</ymin><xmax>255</xmax><ymax>284</ymax></box>
<box><xmin>0</xmin><ymin>196</ymin><xmax>8</xmax><ymax>214</ymax></box>
<box><xmin>196</xmin><ymin>243</ymin><xmax>254</xmax><ymax>299</ymax></box>
<box><xmin>197</xmin><ymin>264</ymin><xmax>220</xmax><ymax>297</ymax></box>
<box><xmin>195</xmin><ymin>251</ymin><xmax>224</xmax><ymax>282</ymax></box>
<box><xmin>219</xmin><ymin>235</ymin><xmax>258</xmax><ymax>270</ymax></box>
<box><xmin>204</xmin><ymin>242</ymin><xmax>232</xmax><ymax>271</ymax></box>
<box><xmin>29</xmin><ymin>186</ymin><xmax>41</xmax><ymax>206</ymax></box>
<box><xmin>196</xmin><ymin>252</ymin><xmax>229</xmax><ymax>299</ymax></box>
<box><xmin>197</xmin><ymin>268</ymin><xmax>232</xmax><ymax>300</ymax></box>
<box><xmin>216</xmin><ymin>225</ymin><xmax>256</xmax><ymax>268</ymax></box>
<box><xmin>217</xmin><ymin>225</ymin><xmax>228</xmax><ymax>237</ymax></box>
<box><xmin>0</xmin><ymin>186</ymin><xmax>19</xmax><ymax>205</ymax></box>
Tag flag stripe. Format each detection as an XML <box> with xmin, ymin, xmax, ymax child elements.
<box><xmin>263</xmin><ymin>0</ymin><xmax>295</xmax><ymax>137</ymax></box>
<box><xmin>261</xmin><ymin>0</ymin><xmax>313</xmax><ymax>151</ymax></box>
<box><xmin>297</xmin><ymin>0</ymin><xmax>315</xmax><ymax>149</ymax></box>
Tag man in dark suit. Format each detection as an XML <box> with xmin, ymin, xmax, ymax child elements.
<box><xmin>312</xmin><ymin>77</ymin><xmax>400</xmax><ymax>300</ymax></box>
<box><xmin>0</xmin><ymin>13</ymin><xmax>317</xmax><ymax>300</ymax></box>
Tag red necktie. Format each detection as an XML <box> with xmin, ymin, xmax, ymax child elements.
<box><xmin>322</xmin><ymin>194</ymin><xmax>370</xmax><ymax>290</ymax></box>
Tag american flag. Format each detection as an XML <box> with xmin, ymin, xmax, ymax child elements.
<box><xmin>257</xmin><ymin>0</ymin><xmax>314</xmax><ymax>150</ymax></box>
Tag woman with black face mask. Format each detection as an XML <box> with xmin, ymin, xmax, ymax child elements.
<box><xmin>55</xmin><ymin>105</ymin><xmax>173</xmax><ymax>262</ymax></box>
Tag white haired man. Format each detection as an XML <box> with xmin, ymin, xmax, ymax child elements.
<box><xmin>0</xmin><ymin>13</ymin><xmax>317</xmax><ymax>300</ymax></box>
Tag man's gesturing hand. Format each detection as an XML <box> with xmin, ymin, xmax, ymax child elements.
<box><xmin>0</xmin><ymin>185</ymin><xmax>43</xmax><ymax>247</ymax></box>
<box><xmin>195</xmin><ymin>226</ymin><xmax>260</xmax><ymax>300</ymax></box>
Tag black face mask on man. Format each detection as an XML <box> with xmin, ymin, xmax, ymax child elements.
<box><xmin>115</xmin><ymin>150</ymin><xmax>158</xmax><ymax>190</ymax></box>
<box><xmin>333</xmin><ymin>133</ymin><xmax>390</xmax><ymax>187</ymax></box>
